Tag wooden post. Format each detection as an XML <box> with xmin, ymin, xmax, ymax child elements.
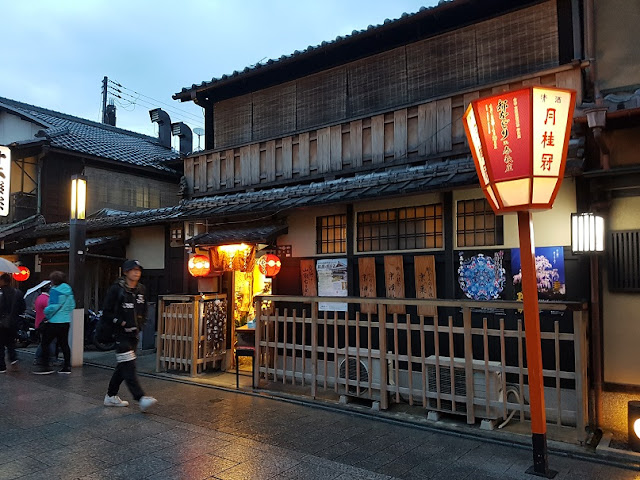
<box><xmin>378</xmin><ymin>304</ymin><xmax>389</xmax><ymax>410</ymax></box>
<box><xmin>462</xmin><ymin>306</ymin><xmax>476</xmax><ymax>425</ymax></box>
<box><xmin>311</xmin><ymin>301</ymin><xmax>318</xmax><ymax>399</ymax></box>
<box><xmin>573</xmin><ymin>308</ymin><xmax>589</xmax><ymax>444</ymax></box>
<box><xmin>191</xmin><ymin>297</ymin><xmax>200</xmax><ymax>377</ymax></box>
<box><xmin>254</xmin><ymin>298</ymin><xmax>261</xmax><ymax>389</ymax></box>
<box><xmin>517</xmin><ymin>211</ymin><xmax>555</xmax><ymax>478</ymax></box>
<box><xmin>156</xmin><ymin>297</ymin><xmax>164</xmax><ymax>372</ymax></box>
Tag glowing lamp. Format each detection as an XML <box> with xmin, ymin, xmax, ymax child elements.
<box><xmin>463</xmin><ymin>86</ymin><xmax>576</xmax><ymax>213</ymax></box>
<box><xmin>629</xmin><ymin>401</ymin><xmax>640</xmax><ymax>452</ymax></box>
<box><xmin>257</xmin><ymin>253</ymin><xmax>281</xmax><ymax>277</ymax></box>
<box><xmin>13</xmin><ymin>266</ymin><xmax>30</xmax><ymax>282</ymax></box>
<box><xmin>571</xmin><ymin>212</ymin><xmax>605</xmax><ymax>254</ymax></box>
<box><xmin>188</xmin><ymin>254</ymin><xmax>211</xmax><ymax>277</ymax></box>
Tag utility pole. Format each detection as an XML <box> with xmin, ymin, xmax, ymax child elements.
<box><xmin>101</xmin><ymin>76</ymin><xmax>108</xmax><ymax>124</ymax></box>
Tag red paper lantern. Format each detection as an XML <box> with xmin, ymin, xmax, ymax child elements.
<box><xmin>257</xmin><ymin>253</ymin><xmax>281</xmax><ymax>277</ymax></box>
<box><xmin>188</xmin><ymin>254</ymin><xmax>211</xmax><ymax>277</ymax></box>
<box><xmin>13</xmin><ymin>266</ymin><xmax>30</xmax><ymax>282</ymax></box>
<box><xmin>463</xmin><ymin>86</ymin><xmax>576</xmax><ymax>214</ymax></box>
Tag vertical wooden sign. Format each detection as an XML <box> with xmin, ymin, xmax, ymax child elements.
<box><xmin>358</xmin><ymin>257</ymin><xmax>377</xmax><ymax>314</ymax></box>
<box><xmin>384</xmin><ymin>255</ymin><xmax>405</xmax><ymax>314</ymax></box>
<box><xmin>414</xmin><ymin>255</ymin><xmax>437</xmax><ymax>317</ymax></box>
<box><xmin>300</xmin><ymin>259</ymin><xmax>317</xmax><ymax>297</ymax></box>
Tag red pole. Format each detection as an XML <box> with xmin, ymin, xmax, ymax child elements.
<box><xmin>517</xmin><ymin>211</ymin><xmax>556</xmax><ymax>478</ymax></box>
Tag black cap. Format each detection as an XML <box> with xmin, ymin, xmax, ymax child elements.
<box><xmin>122</xmin><ymin>259</ymin><xmax>143</xmax><ymax>272</ymax></box>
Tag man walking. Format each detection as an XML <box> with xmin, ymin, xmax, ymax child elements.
<box><xmin>103</xmin><ymin>260</ymin><xmax>157</xmax><ymax>412</ymax></box>
<box><xmin>0</xmin><ymin>273</ymin><xmax>25</xmax><ymax>373</ymax></box>
<box><xmin>34</xmin><ymin>271</ymin><xmax>74</xmax><ymax>374</ymax></box>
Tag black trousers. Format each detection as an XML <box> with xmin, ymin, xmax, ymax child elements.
<box><xmin>107</xmin><ymin>335</ymin><xmax>144</xmax><ymax>401</ymax></box>
<box><xmin>40</xmin><ymin>323</ymin><xmax>70</xmax><ymax>369</ymax></box>
<box><xmin>0</xmin><ymin>326</ymin><xmax>17</xmax><ymax>369</ymax></box>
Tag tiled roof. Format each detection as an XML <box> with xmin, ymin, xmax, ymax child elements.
<box><xmin>0</xmin><ymin>215</ymin><xmax>45</xmax><ymax>240</ymax></box>
<box><xmin>187</xmin><ymin>224</ymin><xmax>288</xmax><ymax>247</ymax></box>
<box><xmin>16</xmin><ymin>235</ymin><xmax>125</xmax><ymax>254</ymax></box>
<box><xmin>174</xmin><ymin>1</ymin><xmax>456</xmax><ymax>99</ymax></box>
<box><xmin>24</xmin><ymin>157</ymin><xmax>479</xmax><ymax>237</ymax></box>
<box><xmin>0</xmin><ymin>97</ymin><xmax>180</xmax><ymax>173</ymax></box>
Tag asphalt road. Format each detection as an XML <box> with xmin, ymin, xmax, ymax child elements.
<box><xmin>1</xmin><ymin>353</ymin><xmax>639</xmax><ymax>480</ymax></box>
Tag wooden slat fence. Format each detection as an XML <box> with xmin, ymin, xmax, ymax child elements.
<box><xmin>254</xmin><ymin>295</ymin><xmax>589</xmax><ymax>444</ymax></box>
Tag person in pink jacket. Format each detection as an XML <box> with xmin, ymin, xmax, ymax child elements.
<box><xmin>34</xmin><ymin>285</ymin><xmax>57</xmax><ymax>365</ymax></box>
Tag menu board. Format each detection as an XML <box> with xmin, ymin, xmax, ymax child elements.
<box><xmin>317</xmin><ymin>258</ymin><xmax>348</xmax><ymax>312</ymax></box>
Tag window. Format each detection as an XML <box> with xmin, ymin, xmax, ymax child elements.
<box><xmin>609</xmin><ymin>230</ymin><xmax>640</xmax><ymax>292</ymax></box>
<box><xmin>170</xmin><ymin>224</ymin><xmax>183</xmax><ymax>247</ymax></box>
<box><xmin>456</xmin><ymin>199</ymin><xmax>503</xmax><ymax>247</ymax></box>
<box><xmin>316</xmin><ymin>214</ymin><xmax>347</xmax><ymax>254</ymax></box>
<box><xmin>357</xmin><ymin>204</ymin><xmax>443</xmax><ymax>252</ymax></box>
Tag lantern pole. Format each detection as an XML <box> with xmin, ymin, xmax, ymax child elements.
<box><xmin>518</xmin><ymin>211</ymin><xmax>556</xmax><ymax>478</ymax></box>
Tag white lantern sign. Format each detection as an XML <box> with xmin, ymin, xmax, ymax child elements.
<box><xmin>0</xmin><ymin>146</ymin><xmax>11</xmax><ymax>217</ymax></box>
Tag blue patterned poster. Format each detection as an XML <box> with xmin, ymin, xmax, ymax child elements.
<box><xmin>511</xmin><ymin>246</ymin><xmax>565</xmax><ymax>299</ymax></box>
<box><xmin>457</xmin><ymin>251</ymin><xmax>506</xmax><ymax>300</ymax></box>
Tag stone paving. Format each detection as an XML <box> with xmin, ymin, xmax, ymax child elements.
<box><xmin>1</xmin><ymin>353</ymin><xmax>640</xmax><ymax>480</ymax></box>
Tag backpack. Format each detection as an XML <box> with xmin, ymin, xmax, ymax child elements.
<box><xmin>95</xmin><ymin>288</ymin><xmax>125</xmax><ymax>343</ymax></box>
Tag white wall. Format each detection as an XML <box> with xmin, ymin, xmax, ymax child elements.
<box><xmin>125</xmin><ymin>226</ymin><xmax>165</xmax><ymax>270</ymax></box>
<box><xmin>603</xmin><ymin>196</ymin><xmax>640</xmax><ymax>385</ymax></box>
<box><xmin>0</xmin><ymin>111</ymin><xmax>42</xmax><ymax>144</ymax></box>
<box><xmin>278</xmin><ymin>205</ymin><xmax>347</xmax><ymax>258</ymax></box>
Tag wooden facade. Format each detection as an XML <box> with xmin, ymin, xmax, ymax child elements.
<box><xmin>185</xmin><ymin>66</ymin><xmax>582</xmax><ymax>196</ymax></box>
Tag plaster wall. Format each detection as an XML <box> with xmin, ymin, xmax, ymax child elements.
<box><xmin>0</xmin><ymin>111</ymin><xmax>42</xmax><ymax>144</ymax></box>
<box><xmin>126</xmin><ymin>226</ymin><xmax>165</xmax><ymax>270</ymax></box>
<box><xmin>603</xmin><ymin>196</ymin><xmax>640</xmax><ymax>385</ymax></box>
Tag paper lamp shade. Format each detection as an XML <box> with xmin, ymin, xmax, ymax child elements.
<box><xmin>463</xmin><ymin>86</ymin><xmax>576</xmax><ymax>214</ymax></box>
<box><xmin>13</xmin><ymin>266</ymin><xmax>30</xmax><ymax>282</ymax></box>
<box><xmin>188</xmin><ymin>254</ymin><xmax>211</xmax><ymax>277</ymax></box>
<box><xmin>257</xmin><ymin>253</ymin><xmax>281</xmax><ymax>277</ymax></box>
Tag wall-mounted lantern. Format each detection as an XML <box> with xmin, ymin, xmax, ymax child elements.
<box><xmin>257</xmin><ymin>253</ymin><xmax>281</xmax><ymax>277</ymax></box>
<box><xmin>188</xmin><ymin>254</ymin><xmax>211</xmax><ymax>277</ymax></box>
<box><xmin>571</xmin><ymin>212</ymin><xmax>605</xmax><ymax>254</ymax></box>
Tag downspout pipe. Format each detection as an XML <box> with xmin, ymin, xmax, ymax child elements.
<box><xmin>585</xmin><ymin>0</ymin><xmax>602</xmax><ymax>104</ymax></box>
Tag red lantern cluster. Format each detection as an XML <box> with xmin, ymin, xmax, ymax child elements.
<box><xmin>257</xmin><ymin>253</ymin><xmax>281</xmax><ymax>277</ymax></box>
<box><xmin>188</xmin><ymin>254</ymin><xmax>211</xmax><ymax>277</ymax></box>
<box><xmin>13</xmin><ymin>266</ymin><xmax>30</xmax><ymax>282</ymax></box>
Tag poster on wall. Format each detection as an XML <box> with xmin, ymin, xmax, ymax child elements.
<box><xmin>457</xmin><ymin>251</ymin><xmax>506</xmax><ymax>300</ymax></box>
<box><xmin>511</xmin><ymin>246</ymin><xmax>565</xmax><ymax>300</ymax></box>
<box><xmin>317</xmin><ymin>258</ymin><xmax>348</xmax><ymax>312</ymax></box>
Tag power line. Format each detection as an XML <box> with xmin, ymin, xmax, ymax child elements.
<box><xmin>107</xmin><ymin>87</ymin><xmax>204</xmax><ymax>128</ymax></box>
<box><xmin>108</xmin><ymin>79</ymin><xmax>203</xmax><ymax>123</ymax></box>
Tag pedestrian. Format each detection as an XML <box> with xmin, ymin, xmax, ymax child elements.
<box><xmin>103</xmin><ymin>259</ymin><xmax>157</xmax><ymax>412</ymax></box>
<box><xmin>0</xmin><ymin>273</ymin><xmax>25</xmax><ymax>373</ymax></box>
<box><xmin>33</xmin><ymin>271</ymin><xmax>75</xmax><ymax>375</ymax></box>
<box><xmin>33</xmin><ymin>284</ymin><xmax>57</xmax><ymax>366</ymax></box>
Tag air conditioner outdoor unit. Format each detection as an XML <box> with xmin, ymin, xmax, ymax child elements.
<box><xmin>337</xmin><ymin>347</ymin><xmax>384</xmax><ymax>401</ymax></box>
<box><xmin>425</xmin><ymin>355</ymin><xmax>503</xmax><ymax>420</ymax></box>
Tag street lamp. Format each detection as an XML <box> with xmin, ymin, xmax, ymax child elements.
<box><xmin>69</xmin><ymin>174</ymin><xmax>87</xmax><ymax>367</ymax></box>
<box><xmin>464</xmin><ymin>86</ymin><xmax>576</xmax><ymax>478</ymax></box>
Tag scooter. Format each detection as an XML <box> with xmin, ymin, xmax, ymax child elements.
<box><xmin>85</xmin><ymin>309</ymin><xmax>115</xmax><ymax>351</ymax></box>
<box><xmin>16</xmin><ymin>310</ymin><xmax>38</xmax><ymax>348</ymax></box>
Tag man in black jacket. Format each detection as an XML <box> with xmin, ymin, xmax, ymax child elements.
<box><xmin>0</xmin><ymin>273</ymin><xmax>25</xmax><ymax>373</ymax></box>
<box><xmin>102</xmin><ymin>260</ymin><xmax>157</xmax><ymax>411</ymax></box>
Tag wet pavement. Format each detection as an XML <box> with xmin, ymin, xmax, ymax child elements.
<box><xmin>1</xmin><ymin>352</ymin><xmax>640</xmax><ymax>480</ymax></box>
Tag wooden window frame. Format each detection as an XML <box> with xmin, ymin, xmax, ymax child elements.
<box><xmin>316</xmin><ymin>214</ymin><xmax>347</xmax><ymax>254</ymax></box>
<box><xmin>456</xmin><ymin>199</ymin><xmax>504</xmax><ymax>248</ymax></box>
<box><xmin>357</xmin><ymin>204</ymin><xmax>443</xmax><ymax>252</ymax></box>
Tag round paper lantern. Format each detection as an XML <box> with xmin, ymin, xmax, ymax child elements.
<box><xmin>13</xmin><ymin>266</ymin><xmax>30</xmax><ymax>282</ymax></box>
<box><xmin>257</xmin><ymin>253</ymin><xmax>281</xmax><ymax>277</ymax></box>
<box><xmin>188</xmin><ymin>254</ymin><xmax>211</xmax><ymax>277</ymax></box>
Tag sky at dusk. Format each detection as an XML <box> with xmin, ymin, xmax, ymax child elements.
<box><xmin>0</xmin><ymin>0</ymin><xmax>439</xmax><ymax>146</ymax></box>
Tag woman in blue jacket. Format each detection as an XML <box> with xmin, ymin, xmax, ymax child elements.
<box><xmin>33</xmin><ymin>271</ymin><xmax>75</xmax><ymax>375</ymax></box>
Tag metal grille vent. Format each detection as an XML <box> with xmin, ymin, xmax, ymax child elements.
<box><xmin>609</xmin><ymin>230</ymin><xmax>640</xmax><ymax>292</ymax></box>
<box><xmin>339</xmin><ymin>358</ymin><xmax>369</xmax><ymax>395</ymax></box>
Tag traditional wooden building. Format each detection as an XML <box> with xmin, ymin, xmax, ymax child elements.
<box><xmin>0</xmin><ymin>97</ymin><xmax>182</xmax><ymax>305</ymax></box>
<box><xmin>165</xmin><ymin>0</ymin><xmax>599</xmax><ymax>443</ymax></box>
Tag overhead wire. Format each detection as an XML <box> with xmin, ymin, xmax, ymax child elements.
<box><xmin>108</xmin><ymin>79</ymin><xmax>203</xmax><ymax>123</ymax></box>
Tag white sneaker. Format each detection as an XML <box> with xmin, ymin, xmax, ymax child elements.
<box><xmin>104</xmin><ymin>395</ymin><xmax>129</xmax><ymax>407</ymax></box>
<box><xmin>138</xmin><ymin>396</ymin><xmax>157</xmax><ymax>412</ymax></box>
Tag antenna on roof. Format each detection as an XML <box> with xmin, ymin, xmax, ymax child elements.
<box><xmin>193</xmin><ymin>127</ymin><xmax>205</xmax><ymax>151</ymax></box>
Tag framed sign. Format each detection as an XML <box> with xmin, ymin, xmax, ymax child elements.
<box><xmin>317</xmin><ymin>258</ymin><xmax>348</xmax><ymax>312</ymax></box>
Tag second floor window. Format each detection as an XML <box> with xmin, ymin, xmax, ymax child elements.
<box><xmin>316</xmin><ymin>214</ymin><xmax>347</xmax><ymax>254</ymax></box>
<box><xmin>456</xmin><ymin>199</ymin><xmax>503</xmax><ymax>247</ymax></box>
<box><xmin>357</xmin><ymin>204</ymin><xmax>443</xmax><ymax>252</ymax></box>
